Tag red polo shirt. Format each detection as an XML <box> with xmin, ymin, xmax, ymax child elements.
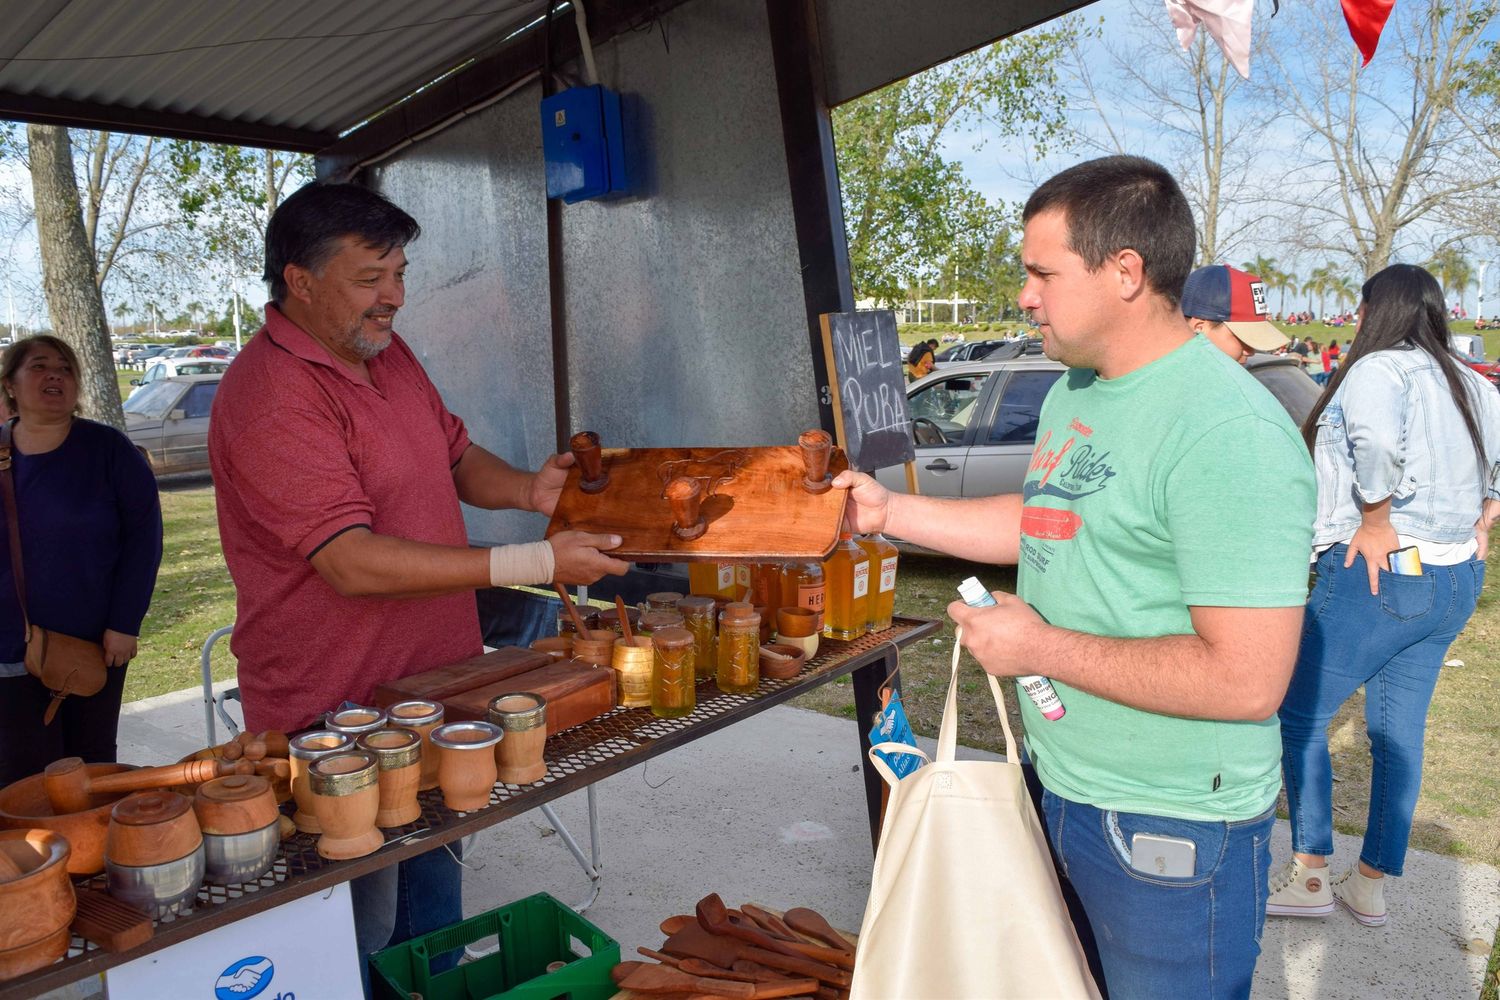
<box><xmin>209</xmin><ymin>305</ymin><xmax>483</xmax><ymax>732</ymax></box>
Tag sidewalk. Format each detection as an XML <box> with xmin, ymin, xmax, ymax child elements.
<box><xmin>43</xmin><ymin>685</ymin><xmax>1500</xmax><ymax>999</ymax></box>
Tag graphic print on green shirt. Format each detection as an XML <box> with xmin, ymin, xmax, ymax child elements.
<box><xmin>1016</xmin><ymin>336</ymin><xmax>1315</xmax><ymax>821</ymax></box>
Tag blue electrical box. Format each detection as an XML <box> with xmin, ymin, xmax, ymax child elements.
<box><xmin>540</xmin><ymin>85</ymin><xmax>628</xmax><ymax>203</ymax></box>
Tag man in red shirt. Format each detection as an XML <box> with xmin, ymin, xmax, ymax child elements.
<box><xmin>210</xmin><ymin>182</ymin><xmax>628</xmax><ymax>984</ymax></box>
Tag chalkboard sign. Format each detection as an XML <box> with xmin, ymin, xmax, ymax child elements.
<box><xmin>819</xmin><ymin>310</ymin><xmax>916</xmax><ymax>473</ymax></box>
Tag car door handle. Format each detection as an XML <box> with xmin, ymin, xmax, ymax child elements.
<box><xmin>924</xmin><ymin>459</ymin><xmax>957</xmax><ymax>471</ymax></box>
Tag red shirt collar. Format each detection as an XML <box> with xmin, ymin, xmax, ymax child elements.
<box><xmin>260</xmin><ymin>302</ymin><xmax>379</xmax><ymax>387</ymax></box>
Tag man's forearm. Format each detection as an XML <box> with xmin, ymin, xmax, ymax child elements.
<box><xmin>886</xmin><ymin>492</ymin><xmax>1023</xmax><ymax>565</ymax></box>
<box><xmin>310</xmin><ymin>529</ymin><xmax>491</xmax><ymax>599</ymax></box>
<box><xmin>453</xmin><ymin>445</ymin><xmax>535</xmax><ymax>511</ymax></box>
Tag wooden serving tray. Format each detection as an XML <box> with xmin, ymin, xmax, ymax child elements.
<box><xmin>546</xmin><ymin>445</ymin><xmax>850</xmax><ymax>562</ymax></box>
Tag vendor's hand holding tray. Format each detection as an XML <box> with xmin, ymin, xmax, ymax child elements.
<box><xmin>547</xmin><ymin>436</ymin><xmax>850</xmax><ymax>562</ymax></box>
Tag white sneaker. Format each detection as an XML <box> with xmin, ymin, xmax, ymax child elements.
<box><xmin>1266</xmin><ymin>858</ymin><xmax>1335</xmax><ymax>917</ymax></box>
<box><xmin>1332</xmin><ymin>866</ymin><xmax>1388</xmax><ymax>927</ymax></box>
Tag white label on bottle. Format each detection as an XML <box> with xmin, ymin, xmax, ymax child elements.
<box><xmin>879</xmin><ymin>556</ymin><xmax>898</xmax><ymax>593</ymax></box>
<box><xmin>852</xmin><ymin>560</ymin><xmax>870</xmax><ymax>599</ymax></box>
<box><xmin>717</xmin><ymin>564</ymin><xmax>735</xmax><ymax>591</ymax></box>
<box><xmin>736</xmin><ymin>564</ymin><xmax>751</xmax><ymax>588</ymax></box>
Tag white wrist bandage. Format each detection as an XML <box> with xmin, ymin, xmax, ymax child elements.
<box><xmin>488</xmin><ymin>541</ymin><xmax>556</xmax><ymax>587</ymax></box>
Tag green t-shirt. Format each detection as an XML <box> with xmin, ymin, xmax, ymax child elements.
<box><xmin>1017</xmin><ymin>335</ymin><xmax>1315</xmax><ymax>821</ymax></box>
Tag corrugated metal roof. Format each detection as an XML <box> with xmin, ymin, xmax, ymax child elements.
<box><xmin>0</xmin><ymin>0</ymin><xmax>547</xmax><ymax>147</ymax></box>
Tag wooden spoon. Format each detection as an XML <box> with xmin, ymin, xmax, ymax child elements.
<box><xmin>554</xmin><ymin>583</ymin><xmax>590</xmax><ymax>636</ymax></box>
<box><xmin>660</xmin><ymin>913</ymin><xmax>696</xmax><ymax>935</ymax></box>
<box><xmin>615</xmin><ymin>595</ymin><xmax>635</xmax><ymax>643</ymax></box>
<box><xmin>665</xmin><ymin>924</ymin><xmax>851</xmax><ymax>987</ymax></box>
<box><xmin>701</xmin><ymin>897</ymin><xmax>854</xmax><ymax>971</ymax></box>
<box><xmin>783</xmin><ymin>907</ymin><xmax>854</xmax><ymax>955</ymax></box>
<box><xmin>740</xmin><ymin>904</ymin><xmax>801</xmax><ymax>943</ymax></box>
<box><xmin>612</xmin><ymin>960</ymin><xmax>754</xmax><ymax>997</ymax></box>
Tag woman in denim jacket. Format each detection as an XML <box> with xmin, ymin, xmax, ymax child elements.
<box><xmin>1266</xmin><ymin>264</ymin><xmax>1500</xmax><ymax>927</ymax></box>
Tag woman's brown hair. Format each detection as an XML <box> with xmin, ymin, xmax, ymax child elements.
<box><xmin>0</xmin><ymin>335</ymin><xmax>84</xmax><ymax>417</ymax></box>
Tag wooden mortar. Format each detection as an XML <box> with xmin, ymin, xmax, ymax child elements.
<box><xmin>430</xmin><ymin>722</ymin><xmax>503</xmax><ymax>812</ymax></box>
<box><xmin>0</xmin><ymin>762</ymin><xmax>134</xmax><ymax>875</ymax></box>
<box><xmin>356</xmin><ymin>729</ymin><xmax>423</xmax><ymax>828</ymax></box>
<box><xmin>308</xmin><ymin>752</ymin><xmax>383</xmax><ymax>861</ymax></box>
<box><xmin>0</xmin><ymin>829</ymin><xmax>74</xmax><ymax>981</ymax></box>
<box><xmin>387</xmin><ymin>700</ymin><xmax>444</xmax><ymax>792</ymax></box>
<box><xmin>287</xmin><ymin>731</ymin><xmax>354</xmax><ymax>834</ymax></box>
<box><xmin>487</xmin><ymin>693</ymin><xmax>548</xmax><ymax>785</ymax></box>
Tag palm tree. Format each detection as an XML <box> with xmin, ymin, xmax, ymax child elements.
<box><xmin>1329</xmin><ymin>274</ymin><xmax>1358</xmax><ymax>311</ymax></box>
<box><xmin>185</xmin><ymin>300</ymin><xmax>203</xmax><ymax>333</ymax></box>
<box><xmin>1302</xmin><ymin>264</ymin><xmax>1337</xmax><ymax>318</ymax></box>
<box><xmin>112</xmin><ymin>301</ymin><xmax>131</xmax><ymax>335</ymax></box>
<box><xmin>1426</xmin><ymin>248</ymin><xmax>1472</xmax><ymax>315</ymax></box>
<box><xmin>1274</xmin><ymin>268</ymin><xmax>1297</xmax><ymax>315</ymax></box>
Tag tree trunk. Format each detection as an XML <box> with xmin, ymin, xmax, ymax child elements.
<box><xmin>27</xmin><ymin>125</ymin><xmax>125</xmax><ymax>430</ymax></box>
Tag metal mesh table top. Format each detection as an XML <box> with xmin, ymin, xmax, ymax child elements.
<box><xmin>1</xmin><ymin>616</ymin><xmax>938</xmax><ymax>998</ymax></box>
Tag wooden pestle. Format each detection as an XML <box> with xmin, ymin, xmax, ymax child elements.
<box><xmin>616</xmin><ymin>595</ymin><xmax>635</xmax><ymax>643</ymax></box>
<box><xmin>554</xmin><ymin>584</ymin><xmax>590</xmax><ymax>636</ymax></box>
<box><xmin>43</xmin><ymin>756</ymin><xmax>230</xmax><ymax>814</ymax></box>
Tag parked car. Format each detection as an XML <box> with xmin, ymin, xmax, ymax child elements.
<box><xmin>126</xmin><ymin>344</ymin><xmax>171</xmax><ymax>365</ymax></box>
<box><xmin>128</xmin><ymin>358</ymin><xmax>231</xmax><ymax>396</ymax></box>
<box><xmin>162</xmin><ymin>345</ymin><xmax>231</xmax><ymax>359</ymax></box>
<box><xmin>112</xmin><ymin>342</ymin><xmax>143</xmax><ymax>365</ymax></box>
<box><xmin>123</xmin><ymin>374</ymin><xmax>220</xmax><ymax>474</ymax></box>
<box><xmin>875</xmin><ymin>353</ymin><xmax>1321</xmax><ymax>500</ymax></box>
<box><xmin>932</xmin><ymin>339</ymin><xmax>1009</xmax><ymax>367</ymax></box>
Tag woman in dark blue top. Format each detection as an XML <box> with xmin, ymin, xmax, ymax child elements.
<box><xmin>0</xmin><ymin>336</ymin><xmax>163</xmax><ymax>785</ymax></box>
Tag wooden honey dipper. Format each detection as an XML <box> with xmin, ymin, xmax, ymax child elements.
<box><xmin>42</xmin><ymin>756</ymin><xmax>232</xmax><ymax>814</ymax></box>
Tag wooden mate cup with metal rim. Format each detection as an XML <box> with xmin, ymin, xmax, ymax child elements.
<box><xmin>386</xmin><ymin>700</ymin><xmax>444</xmax><ymax>792</ymax></box>
<box><xmin>487</xmin><ymin>692</ymin><xmax>548</xmax><ymax>785</ymax></box>
<box><xmin>308</xmin><ymin>751</ymin><xmax>383</xmax><ymax>860</ymax></box>
<box><xmin>287</xmin><ymin>731</ymin><xmax>354</xmax><ymax>834</ymax></box>
<box><xmin>430</xmin><ymin>722</ymin><xmax>503</xmax><ymax>812</ymax></box>
<box><xmin>356</xmin><ymin>729</ymin><xmax>423</xmax><ymax>828</ymax></box>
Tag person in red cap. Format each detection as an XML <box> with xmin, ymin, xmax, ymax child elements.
<box><xmin>1181</xmin><ymin>264</ymin><xmax>1291</xmax><ymax>364</ymax></box>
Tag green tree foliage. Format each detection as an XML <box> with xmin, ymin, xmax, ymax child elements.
<box><xmin>1426</xmin><ymin>247</ymin><xmax>1474</xmax><ymax>309</ymax></box>
<box><xmin>168</xmin><ymin>142</ymin><xmax>312</xmax><ymax>275</ymax></box>
<box><xmin>833</xmin><ymin>26</ymin><xmax>1079</xmax><ymax>308</ymax></box>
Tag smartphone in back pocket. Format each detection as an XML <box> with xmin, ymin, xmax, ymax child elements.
<box><xmin>1131</xmin><ymin>833</ymin><xmax>1197</xmax><ymax>877</ymax></box>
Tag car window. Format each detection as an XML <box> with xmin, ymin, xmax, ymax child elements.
<box><xmin>144</xmin><ymin>364</ymin><xmax>164</xmax><ymax>382</ymax></box>
<box><xmin>180</xmin><ymin>362</ymin><xmax>226</xmax><ymax>376</ymax></box>
<box><xmin>908</xmin><ymin>373</ymin><xmax>992</xmax><ymax>444</ymax></box>
<box><xmin>122</xmin><ymin>379</ymin><xmax>182</xmax><ymax>418</ymax></box>
<box><xmin>988</xmin><ymin>370</ymin><xmax>1064</xmax><ymax>444</ymax></box>
<box><xmin>181</xmin><ymin>382</ymin><xmax>219</xmax><ymax>419</ymax></box>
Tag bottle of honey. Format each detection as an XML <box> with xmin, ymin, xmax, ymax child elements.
<box><xmin>688</xmin><ymin>562</ymin><xmax>740</xmax><ymax>600</ymax></box>
<box><xmin>779</xmin><ymin>561</ymin><xmax>826</xmax><ymax>630</ymax></box>
<box><xmin>857</xmin><ymin>533</ymin><xmax>899</xmax><ymax>632</ymax></box>
<box><xmin>821</xmin><ymin>533</ymin><xmax>869</xmax><ymax>641</ymax></box>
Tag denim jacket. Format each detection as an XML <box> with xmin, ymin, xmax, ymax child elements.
<box><xmin>1312</xmin><ymin>347</ymin><xmax>1500</xmax><ymax>546</ymax></box>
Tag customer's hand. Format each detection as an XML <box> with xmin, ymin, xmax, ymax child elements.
<box><xmin>549</xmin><ymin>531</ymin><xmax>629</xmax><ymax>585</ymax></box>
<box><xmin>947</xmin><ymin>592</ymin><xmax>1046</xmax><ymax>678</ymax></box>
<box><xmin>102</xmin><ymin>629</ymin><xmax>137</xmax><ymax>668</ymax></box>
<box><xmin>527</xmin><ymin>453</ymin><xmax>575</xmax><ymax>516</ymax></box>
<box><xmin>831</xmin><ymin>469</ymin><xmax>892</xmax><ymax>535</ymax></box>
<box><xmin>1344</xmin><ymin>520</ymin><xmax>1399</xmax><ymax>596</ymax></box>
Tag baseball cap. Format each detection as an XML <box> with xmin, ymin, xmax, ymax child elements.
<box><xmin>1180</xmin><ymin>264</ymin><xmax>1288</xmax><ymax>352</ymax></box>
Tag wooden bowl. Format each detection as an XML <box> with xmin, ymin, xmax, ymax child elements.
<box><xmin>759</xmin><ymin>643</ymin><xmax>807</xmax><ymax>680</ymax></box>
<box><xmin>194</xmin><ymin>775</ymin><xmax>279</xmax><ymax>836</ymax></box>
<box><xmin>0</xmin><ymin>763</ymin><xmax>135</xmax><ymax>875</ymax></box>
<box><xmin>776</xmin><ymin>607</ymin><xmax>820</xmax><ymax>638</ymax></box>
<box><xmin>106</xmin><ymin>791</ymin><xmax>202</xmax><ymax>868</ymax></box>
<box><xmin>0</xmin><ymin>829</ymin><xmax>74</xmax><ymax>980</ymax></box>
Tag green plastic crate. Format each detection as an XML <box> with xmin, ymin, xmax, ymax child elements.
<box><xmin>370</xmin><ymin>892</ymin><xmax>620</xmax><ymax>1000</ymax></box>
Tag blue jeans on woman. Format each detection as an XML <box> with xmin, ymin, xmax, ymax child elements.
<box><xmin>1036</xmin><ymin>781</ymin><xmax>1275</xmax><ymax>999</ymax></box>
<box><xmin>1280</xmin><ymin>545</ymin><xmax>1483</xmax><ymax>876</ymax></box>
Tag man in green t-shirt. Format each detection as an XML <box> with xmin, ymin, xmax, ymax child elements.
<box><xmin>835</xmin><ymin>156</ymin><xmax>1314</xmax><ymax>999</ymax></box>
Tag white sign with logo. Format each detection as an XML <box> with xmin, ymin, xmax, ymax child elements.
<box><xmin>105</xmin><ymin>881</ymin><xmax>360</xmax><ymax>1000</ymax></box>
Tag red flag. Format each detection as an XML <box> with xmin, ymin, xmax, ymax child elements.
<box><xmin>1341</xmin><ymin>0</ymin><xmax>1396</xmax><ymax>64</ymax></box>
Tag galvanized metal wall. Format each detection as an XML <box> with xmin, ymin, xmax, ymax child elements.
<box><xmin>369</xmin><ymin>0</ymin><xmax>816</xmax><ymax>547</ymax></box>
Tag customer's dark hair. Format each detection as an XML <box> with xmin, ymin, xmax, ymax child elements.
<box><xmin>264</xmin><ymin>182</ymin><xmax>420</xmax><ymax>303</ymax></box>
<box><xmin>1022</xmin><ymin>156</ymin><xmax>1196</xmax><ymax>306</ymax></box>
<box><xmin>1302</xmin><ymin>264</ymin><xmax>1488</xmax><ymax>488</ymax></box>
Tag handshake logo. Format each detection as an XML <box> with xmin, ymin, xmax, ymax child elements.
<box><xmin>214</xmin><ymin>956</ymin><xmax>275</xmax><ymax>1000</ymax></box>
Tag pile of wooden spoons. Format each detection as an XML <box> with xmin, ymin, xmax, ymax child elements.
<box><xmin>612</xmin><ymin>894</ymin><xmax>855</xmax><ymax>999</ymax></box>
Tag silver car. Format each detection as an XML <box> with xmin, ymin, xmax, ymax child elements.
<box><xmin>875</xmin><ymin>354</ymin><xmax>1320</xmax><ymax>499</ymax></box>
<box><xmin>123</xmin><ymin>374</ymin><xmax>221</xmax><ymax>474</ymax></box>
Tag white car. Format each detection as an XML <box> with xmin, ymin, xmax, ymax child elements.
<box><xmin>128</xmin><ymin>358</ymin><xmax>231</xmax><ymax>396</ymax></box>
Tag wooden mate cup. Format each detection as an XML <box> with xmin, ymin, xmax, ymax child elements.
<box><xmin>799</xmin><ymin>429</ymin><xmax>834</xmax><ymax>494</ymax></box>
<box><xmin>430</xmin><ymin>722</ymin><xmax>504</xmax><ymax>812</ymax></box>
<box><xmin>0</xmin><ymin>830</ymin><xmax>74</xmax><ymax>981</ymax></box>
<box><xmin>387</xmin><ymin>700</ymin><xmax>444</xmax><ymax>792</ymax></box>
<box><xmin>570</xmin><ymin>430</ymin><xmax>609</xmax><ymax>494</ymax></box>
<box><xmin>307</xmin><ymin>751</ymin><xmax>383</xmax><ymax>860</ymax></box>
<box><xmin>666</xmin><ymin>476</ymin><xmax>707</xmax><ymax>540</ymax></box>
<box><xmin>324</xmin><ymin>706</ymin><xmax>386</xmax><ymax>738</ymax></box>
<box><xmin>487</xmin><ymin>693</ymin><xmax>548</xmax><ymax>785</ymax></box>
<box><xmin>356</xmin><ymin>729</ymin><xmax>423</xmax><ymax>828</ymax></box>
<box><xmin>287</xmin><ymin>731</ymin><xmax>354</xmax><ymax>834</ymax></box>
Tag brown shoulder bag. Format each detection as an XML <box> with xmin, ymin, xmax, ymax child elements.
<box><xmin>0</xmin><ymin>420</ymin><xmax>107</xmax><ymax>725</ymax></box>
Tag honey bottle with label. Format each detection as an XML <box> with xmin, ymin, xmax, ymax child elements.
<box><xmin>821</xmin><ymin>533</ymin><xmax>870</xmax><ymax>641</ymax></box>
<box><xmin>688</xmin><ymin>562</ymin><xmax>740</xmax><ymax>600</ymax></box>
<box><xmin>779</xmin><ymin>561</ymin><xmax>826</xmax><ymax>630</ymax></box>
<box><xmin>857</xmin><ymin>533</ymin><xmax>899</xmax><ymax>632</ymax></box>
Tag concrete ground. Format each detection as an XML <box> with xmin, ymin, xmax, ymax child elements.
<box><xmin>37</xmin><ymin>684</ymin><xmax>1500</xmax><ymax>999</ymax></box>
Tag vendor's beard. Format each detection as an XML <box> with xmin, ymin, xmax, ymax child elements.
<box><xmin>346</xmin><ymin>314</ymin><xmax>394</xmax><ymax>360</ymax></box>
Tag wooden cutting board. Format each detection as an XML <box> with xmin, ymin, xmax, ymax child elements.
<box><xmin>444</xmin><ymin>660</ymin><xmax>616</xmax><ymax>737</ymax></box>
<box><xmin>372</xmin><ymin>647</ymin><xmax>555</xmax><ymax>707</ymax></box>
<box><xmin>545</xmin><ymin>445</ymin><xmax>850</xmax><ymax>562</ymax></box>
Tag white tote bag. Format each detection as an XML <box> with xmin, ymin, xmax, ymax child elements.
<box><xmin>850</xmin><ymin>629</ymin><xmax>1101</xmax><ymax>999</ymax></box>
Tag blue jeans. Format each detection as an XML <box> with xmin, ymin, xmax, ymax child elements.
<box><xmin>353</xmin><ymin>841</ymin><xmax>463</xmax><ymax>996</ymax></box>
<box><xmin>1038</xmin><ymin>785</ymin><xmax>1274</xmax><ymax>999</ymax></box>
<box><xmin>1280</xmin><ymin>545</ymin><xmax>1483</xmax><ymax>875</ymax></box>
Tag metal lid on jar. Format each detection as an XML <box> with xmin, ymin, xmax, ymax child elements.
<box><xmin>651</xmin><ymin>626</ymin><xmax>694</xmax><ymax>650</ymax></box>
<box><xmin>387</xmin><ymin>699</ymin><xmax>444</xmax><ymax>728</ymax></box>
<box><xmin>430</xmin><ymin>721</ymin><xmax>504</xmax><ymax>751</ymax></box>
<box><xmin>720</xmin><ymin>601</ymin><xmax>760</xmax><ymax>624</ymax></box>
<box><xmin>324</xmin><ymin>706</ymin><xmax>387</xmax><ymax>736</ymax></box>
<box><xmin>639</xmin><ymin>610</ymin><xmax>685</xmax><ymax>632</ymax></box>
<box><xmin>676</xmin><ymin>595</ymin><xmax>716</xmax><ymax>615</ymax></box>
<box><xmin>645</xmin><ymin>591</ymin><xmax>685</xmax><ymax>610</ymax></box>
<box><xmin>289</xmin><ymin>730</ymin><xmax>356</xmax><ymax>760</ymax></box>
<box><xmin>356</xmin><ymin>729</ymin><xmax>423</xmax><ymax>770</ymax></box>
<box><xmin>308</xmin><ymin>751</ymin><xmax>379</xmax><ymax>796</ymax></box>
<box><xmin>487</xmin><ymin>692</ymin><xmax>548</xmax><ymax>732</ymax></box>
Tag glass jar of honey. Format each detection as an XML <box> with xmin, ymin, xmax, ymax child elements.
<box><xmin>858</xmin><ymin>533</ymin><xmax>899</xmax><ymax>632</ymax></box>
<box><xmin>676</xmin><ymin>596</ymin><xmax>717</xmax><ymax>680</ymax></box>
<box><xmin>650</xmin><ymin>626</ymin><xmax>697</xmax><ymax>719</ymax></box>
<box><xmin>716</xmin><ymin>602</ymin><xmax>761</xmax><ymax>695</ymax></box>
<box><xmin>645</xmin><ymin>591</ymin><xmax>685</xmax><ymax>612</ymax></box>
<box><xmin>638</xmin><ymin>609</ymin><xmax>686</xmax><ymax>635</ymax></box>
<box><xmin>821</xmin><ymin>532</ymin><xmax>870</xmax><ymax>641</ymax></box>
<box><xmin>688</xmin><ymin>562</ymin><xmax>741</xmax><ymax>600</ymax></box>
<box><xmin>779</xmin><ymin>561</ymin><xmax>826</xmax><ymax>630</ymax></box>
